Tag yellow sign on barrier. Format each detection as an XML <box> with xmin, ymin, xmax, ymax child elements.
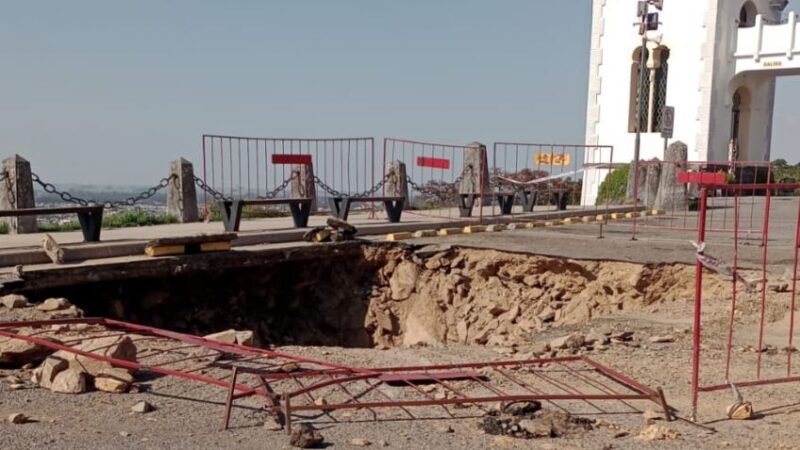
<box><xmin>534</xmin><ymin>153</ymin><xmax>571</xmax><ymax>166</ymax></box>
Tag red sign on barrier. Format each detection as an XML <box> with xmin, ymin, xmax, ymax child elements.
<box><xmin>677</xmin><ymin>171</ymin><xmax>727</xmax><ymax>185</ymax></box>
<box><xmin>416</xmin><ymin>157</ymin><xmax>450</xmax><ymax>170</ymax></box>
<box><xmin>272</xmin><ymin>154</ymin><xmax>312</xmax><ymax>165</ymax></box>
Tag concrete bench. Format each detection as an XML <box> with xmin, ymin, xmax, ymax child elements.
<box><xmin>220</xmin><ymin>198</ymin><xmax>312</xmax><ymax>232</ymax></box>
<box><xmin>0</xmin><ymin>206</ymin><xmax>104</xmax><ymax>241</ymax></box>
<box><xmin>495</xmin><ymin>189</ymin><xmax>570</xmax><ymax>215</ymax></box>
<box><xmin>328</xmin><ymin>196</ymin><xmax>405</xmax><ymax>223</ymax></box>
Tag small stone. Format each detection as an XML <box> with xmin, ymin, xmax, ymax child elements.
<box><xmin>550</xmin><ymin>333</ymin><xmax>585</xmax><ymax>350</ymax></box>
<box><xmin>0</xmin><ymin>294</ymin><xmax>28</xmax><ymax>309</ymax></box>
<box><xmin>8</xmin><ymin>413</ymin><xmax>28</xmax><ymax>424</ymax></box>
<box><xmin>131</xmin><ymin>401</ymin><xmax>154</xmax><ymax>414</ymax></box>
<box><xmin>635</xmin><ymin>424</ymin><xmax>680</xmax><ymax>441</ymax></box>
<box><xmin>9</xmin><ymin>383</ymin><xmax>25</xmax><ymax>390</ymax></box>
<box><xmin>95</xmin><ymin>369</ymin><xmax>133</xmax><ymax>393</ymax></box>
<box><xmin>120</xmin><ymin>431</ymin><xmax>131</xmax><ymax>437</ymax></box>
<box><xmin>504</xmin><ymin>401</ymin><xmax>542</xmax><ymax>416</ymax></box>
<box><xmin>518</xmin><ymin>418</ymin><xmax>554</xmax><ymax>438</ymax></box>
<box><xmin>47</xmin><ymin>305</ymin><xmax>83</xmax><ymax>319</ymax></box>
<box><xmin>50</xmin><ymin>368</ymin><xmax>86</xmax><ymax>394</ymax></box>
<box><xmin>203</xmin><ymin>329</ymin><xmax>238</xmax><ymax>344</ymax></box>
<box><xmin>649</xmin><ymin>335</ymin><xmax>674</xmax><ymax>344</ymax></box>
<box><xmin>377</xmin><ymin>440</ymin><xmax>389</xmax><ymax>447</ymax></box>
<box><xmin>537</xmin><ymin>308</ymin><xmax>556</xmax><ymax>323</ymax></box>
<box><xmin>289</xmin><ymin>423</ymin><xmax>324</xmax><ymax>448</ymax></box>
<box><xmin>0</xmin><ymin>335</ymin><xmax>59</xmax><ymax>367</ymax></box>
<box><xmin>36</xmin><ymin>297</ymin><xmax>71</xmax><ymax>312</ymax></box>
<box><xmin>351</xmin><ymin>438</ymin><xmax>371</xmax><ymax>446</ymax></box>
<box><xmin>280</xmin><ymin>363</ymin><xmax>300</xmax><ymax>373</ymax></box>
<box><xmin>37</xmin><ymin>356</ymin><xmax>68</xmax><ymax>389</ymax></box>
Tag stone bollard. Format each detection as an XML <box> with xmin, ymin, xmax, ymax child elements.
<box><xmin>625</xmin><ymin>160</ymin><xmax>647</xmax><ymax>205</ymax></box>
<box><xmin>385</xmin><ymin>161</ymin><xmax>409</xmax><ymax>200</ymax></box>
<box><xmin>655</xmin><ymin>141</ymin><xmax>689</xmax><ymax>211</ymax></box>
<box><xmin>166</xmin><ymin>158</ymin><xmax>199</xmax><ymax>223</ymax></box>
<box><xmin>291</xmin><ymin>163</ymin><xmax>317</xmax><ymax>212</ymax></box>
<box><xmin>1</xmin><ymin>155</ymin><xmax>37</xmax><ymax>233</ymax></box>
<box><xmin>458</xmin><ymin>142</ymin><xmax>490</xmax><ymax>197</ymax></box>
<box><xmin>644</xmin><ymin>158</ymin><xmax>662</xmax><ymax>209</ymax></box>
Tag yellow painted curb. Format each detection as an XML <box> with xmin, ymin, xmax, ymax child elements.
<box><xmin>507</xmin><ymin>223</ymin><xmax>526</xmax><ymax>230</ymax></box>
<box><xmin>651</xmin><ymin>209</ymin><xmax>665</xmax><ymax>216</ymax></box>
<box><xmin>438</xmin><ymin>228</ymin><xmax>463</xmax><ymax>236</ymax></box>
<box><xmin>463</xmin><ymin>225</ymin><xmax>487</xmax><ymax>234</ymax></box>
<box><xmin>544</xmin><ymin>221</ymin><xmax>558</xmax><ymax>227</ymax></box>
<box><xmin>527</xmin><ymin>221</ymin><xmax>545</xmax><ymax>228</ymax></box>
<box><xmin>581</xmin><ymin>216</ymin><xmax>595</xmax><ymax>223</ymax></box>
<box><xmin>486</xmin><ymin>224</ymin><xmax>507</xmax><ymax>232</ymax></box>
<box><xmin>386</xmin><ymin>232</ymin><xmax>413</xmax><ymax>241</ymax></box>
<box><xmin>624</xmin><ymin>212</ymin><xmax>636</xmax><ymax>219</ymax></box>
<box><xmin>562</xmin><ymin>218</ymin><xmax>574</xmax><ymax>225</ymax></box>
<box><xmin>596</xmin><ymin>214</ymin><xmax>608</xmax><ymax>221</ymax></box>
<box><xmin>412</xmin><ymin>230</ymin><xmax>437</xmax><ymax>238</ymax></box>
<box><xmin>610</xmin><ymin>213</ymin><xmax>623</xmax><ymax>220</ymax></box>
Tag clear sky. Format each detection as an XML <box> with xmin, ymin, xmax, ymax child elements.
<box><xmin>0</xmin><ymin>1</ymin><xmax>798</xmax><ymax>185</ymax></box>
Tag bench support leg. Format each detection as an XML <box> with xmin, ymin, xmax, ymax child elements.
<box><xmin>495</xmin><ymin>194</ymin><xmax>516</xmax><ymax>215</ymax></box>
<box><xmin>458</xmin><ymin>194</ymin><xmax>476</xmax><ymax>218</ymax></box>
<box><xmin>328</xmin><ymin>197</ymin><xmax>352</xmax><ymax>221</ymax></box>
<box><xmin>520</xmin><ymin>190</ymin><xmax>537</xmax><ymax>213</ymax></box>
<box><xmin>383</xmin><ymin>198</ymin><xmax>404</xmax><ymax>223</ymax></box>
<box><xmin>76</xmin><ymin>209</ymin><xmax>103</xmax><ymax>242</ymax></box>
<box><xmin>555</xmin><ymin>192</ymin><xmax>568</xmax><ymax>211</ymax></box>
<box><xmin>221</xmin><ymin>200</ymin><xmax>243</xmax><ymax>232</ymax></box>
<box><xmin>288</xmin><ymin>201</ymin><xmax>312</xmax><ymax>228</ymax></box>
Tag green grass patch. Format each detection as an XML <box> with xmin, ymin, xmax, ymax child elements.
<box><xmin>0</xmin><ymin>222</ymin><xmax>8</xmax><ymax>235</ymax></box>
<box><xmin>596</xmin><ymin>164</ymin><xmax>630</xmax><ymax>206</ymax></box>
<box><xmin>35</xmin><ymin>209</ymin><xmax>179</xmax><ymax>233</ymax></box>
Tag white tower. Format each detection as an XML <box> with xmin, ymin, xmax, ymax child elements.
<box><xmin>584</xmin><ymin>0</ymin><xmax>793</xmax><ymax>204</ymax></box>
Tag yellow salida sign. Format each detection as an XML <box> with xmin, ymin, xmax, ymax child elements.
<box><xmin>534</xmin><ymin>153</ymin><xmax>571</xmax><ymax>166</ymax></box>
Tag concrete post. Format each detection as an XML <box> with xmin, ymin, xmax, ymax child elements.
<box><xmin>643</xmin><ymin>158</ymin><xmax>662</xmax><ymax>208</ymax></box>
<box><xmin>655</xmin><ymin>141</ymin><xmax>689</xmax><ymax>211</ymax></box>
<box><xmin>1</xmin><ymin>155</ymin><xmax>37</xmax><ymax>234</ymax></box>
<box><xmin>459</xmin><ymin>142</ymin><xmax>490</xmax><ymax>197</ymax></box>
<box><xmin>385</xmin><ymin>161</ymin><xmax>408</xmax><ymax>199</ymax></box>
<box><xmin>291</xmin><ymin>164</ymin><xmax>317</xmax><ymax>212</ymax></box>
<box><xmin>167</xmin><ymin>158</ymin><xmax>199</xmax><ymax>223</ymax></box>
<box><xmin>625</xmin><ymin>160</ymin><xmax>647</xmax><ymax>205</ymax></box>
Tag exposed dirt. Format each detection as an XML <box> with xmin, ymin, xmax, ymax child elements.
<box><xmin>1</xmin><ymin>242</ymin><xmax>800</xmax><ymax>449</ymax></box>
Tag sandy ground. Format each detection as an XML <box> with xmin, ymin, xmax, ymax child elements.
<box><xmin>3</xmin><ymin>198</ymin><xmax>800</xmax><ymax>449</ymax></box>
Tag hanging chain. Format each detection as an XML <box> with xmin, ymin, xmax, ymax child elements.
<box><xmin>31</xmin><ymin>172</ymin><xmax>177</xmax><ymax>209</ymax></box>
<box><xmin>193</xmin><ymin>176</ymin><xmax>232</xmax><ymax>202</ymax></box>
<box><xmin>312</xmin><ymin>172</ymin><xmax>394</xmax><ymax>199</ymax></box>
<box><xmin>256</xmin><ymin>172</ymin><xmax>298</xmax><ymax>200</ymax></box>
<box><xmin>406</xmin><ymin>165</ymin><xmax>473</xmax><ymax>199</ymax></box>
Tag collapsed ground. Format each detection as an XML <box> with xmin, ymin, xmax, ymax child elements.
<box><xmin>2</xmin><ymin>242</ymin><xmax>800</xmax><ymax>449</ymax></box>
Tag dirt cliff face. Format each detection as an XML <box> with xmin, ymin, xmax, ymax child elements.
<box><xmin>21</xmin><ymin>243</ymin><xmax>730</xmax><ymax>351</ymax></box>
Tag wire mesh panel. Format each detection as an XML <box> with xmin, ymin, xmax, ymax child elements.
<box><xmin>201</xmin><ymin>135</ymin><xmax>376</xmax><ymax>213</ymax></box>
<box><xmin>689</xmin><ymin>183</ymin><xmax>800</xmax><ymax>421</ymax></box>
<box><xmin>626</xmin><ymin>160</ymin><xmax>774</xmax><ymax>238</ymax></box>
<box><xmin>0</xmin><ymin>318</ymin><xmax>670</xmax><ymax>431</ymax></box>
<box><xmin>490</xmin><ymin>143</ymin><xmax>614</xmax><ymax>218</ymax></box>
<box><xmin>382</xmin><ymin>138</ymin><xmax>485</xmax><ymax>222</ymax></box>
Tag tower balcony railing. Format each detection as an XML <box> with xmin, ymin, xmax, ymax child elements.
<box><xmin>735</xmin><ymin>12</ymin><xmax>800</xmax><ymax>75</ymax></box>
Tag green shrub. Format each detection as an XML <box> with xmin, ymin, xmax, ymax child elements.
<box><xmin>0</xmin><ymin>222</ymin><xmax>8</xmax><ymax>234</ymax></box>
<box><xmin>595</xmin><ymin>164</ymin><xmax>630</xmax><ymax>205</ymax></box>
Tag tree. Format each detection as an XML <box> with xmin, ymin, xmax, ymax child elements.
<box><xmin>773</xmin><ymin>158</ymin><xmax>788</xmax><ymax>167</ymax></box>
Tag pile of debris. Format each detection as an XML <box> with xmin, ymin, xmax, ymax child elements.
<box><xmin>302</xmin><ymin>218</ymin><xmax>358</xmax><ymax>243</ymax></box>
<box><xmin>363</xmin><ymin>246</ymin><xmax>716</xmax><ymax>349</ymax></box>
<box><xmin>479</xmin><ymin>401</ymin><xmax>595</xmax><ymax>439</ymax></box>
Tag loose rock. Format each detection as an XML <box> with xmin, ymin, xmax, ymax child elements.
<box><xmin>550</xmin><ymin>333</ymin><xmax>585</xmax><ymax>350</ymax></box>
<box><xmin>94</xmin><ymin>368</ymin><xmax>134</xmax><ymax>393</ymax></box>
<box><xmin>8</xmin><ymin>413</ymin><xmax>28</xmax><ymax>424</ymax></box>
<box><xmin>36</xmin><ymin>297</ymin><xmax>71</xmax><ymax>312</ymax></box>
<box><xmin>289</xmin><ymin>423</ymin><xmax>324</xmax><ymax>448</ymax></box>
<box><xmin>0</xmin><ymin>294</ymin><xmax>28</xmax><ymax>309</ymax></box>
<box><xmin>50</xmin><ymin>368</ymin><xmax>87</xmax><ymax>394</ymax></box>
<box><xmin>351</xmin><ymin>438</ymin><xmax>371</xmax><ymax>446</ymax></box>
<box><xmin>131</xmin><ymin>401</ymin><xmax>155</xmax><ymax>414</ymax></box>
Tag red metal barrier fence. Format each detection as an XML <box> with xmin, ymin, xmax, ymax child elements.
<box><xmin>625</xmin><ymin>160</ymin><xmax>774</xmax><ymax>238</ymax></box>
<box><xmin>201</xmin><ymin>135</ymin><xmax>376</xmax><ymax>213</ymax></box>
<box><xmin>382</xmin><ymin>138</ymin><xmax>484</xmax><ymax>221</ymax></box>
<box><xmin>490</xmin><ymin>143</ymin><xmax>614</xmax><ymax>218</ymax></box>
<box><xmin>690</xmin><ymin>181</ymin><xmax>800</xmax><ymax>421</ymax></box>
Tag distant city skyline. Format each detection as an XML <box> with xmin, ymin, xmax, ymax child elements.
<box><xmin>1</xmin><ymin>1</ymin><xmax>799</xmax><ymax>185</ymax></box>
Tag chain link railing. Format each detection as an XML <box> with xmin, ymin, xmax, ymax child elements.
<box><xmin>313</xmin><ymin>172</ymin><xmax>394</xmax><ymax>199</ymax></box>
<box><xmin>406</xmin><ymin>165</ymin><xmax>473</xmax><ymax>200</ymax></box>
<box><xmin>256</xmin><ymin>172</ymin><xmax>298</xmax><ymax>200</ymax></box>
<box><xmin>31</xmin><ymin>172</ymin><xmax>177</xmax><ymax>209</ymax></box>
<box><xmin>193</xmin><ymin>176</ymin><xmax>231</xmax><ymax>202</ymax></box>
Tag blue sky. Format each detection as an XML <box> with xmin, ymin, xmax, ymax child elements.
<box><xmin>0</xmin><ymin>1</ymin><xmax>798</xmax><ymax>185</ymax></box>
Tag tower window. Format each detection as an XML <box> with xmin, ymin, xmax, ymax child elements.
<box><xmin>628</xmin><ymin>46</ymin><xmax>670</xmax><ymax>133</ymax></box>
